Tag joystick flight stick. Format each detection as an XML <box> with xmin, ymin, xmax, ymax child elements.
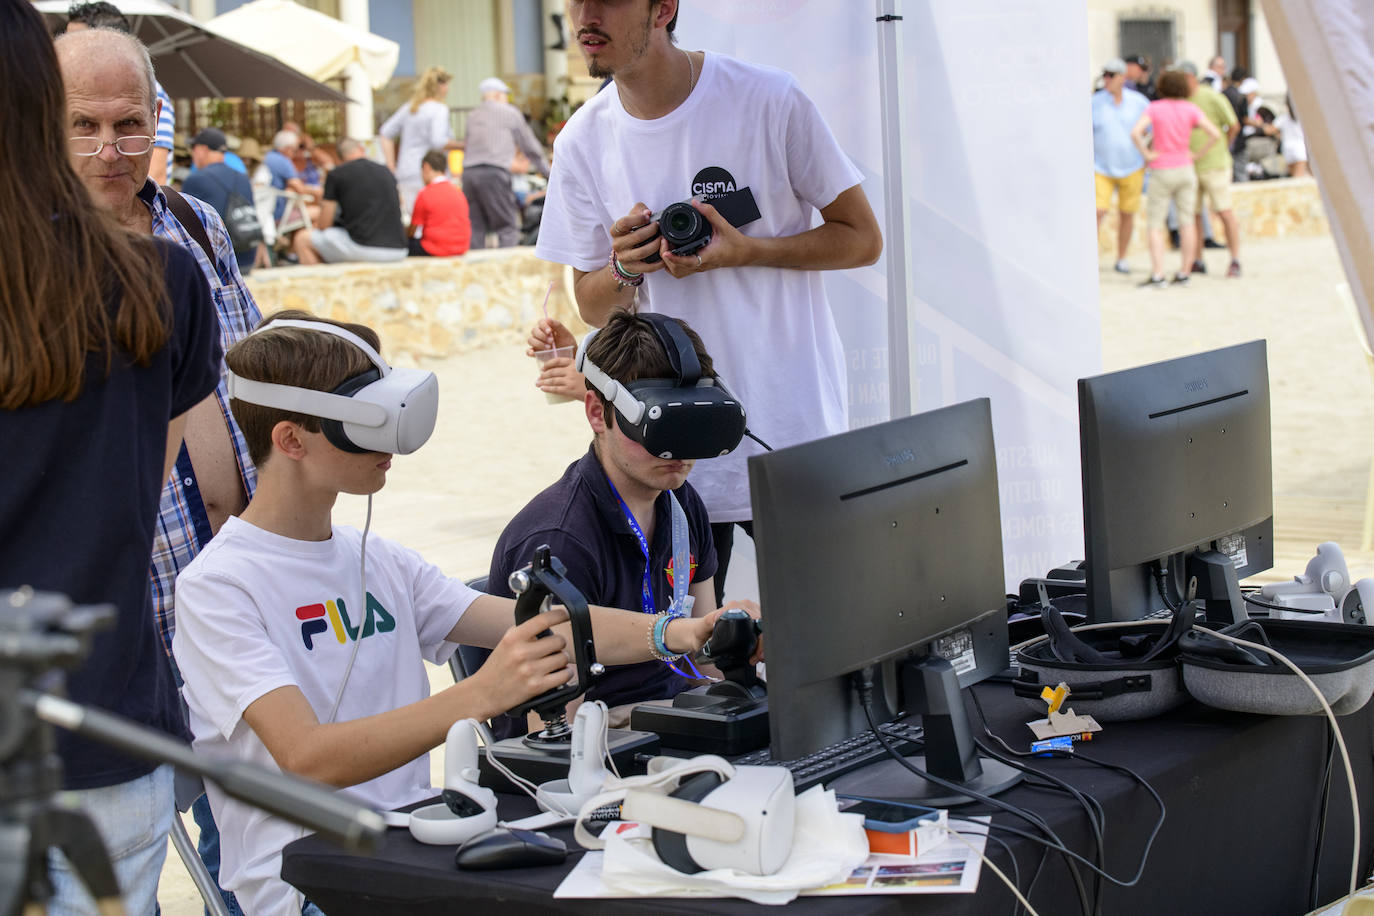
<box><xmin>507</xmin><ymin>545</ymin><xmax>604</xmax><ymax>746</ymax></box>
<box><xmin>475</xmin><ymin>547</ymin><xmax>662</xmax><ymax>792</ymax></box>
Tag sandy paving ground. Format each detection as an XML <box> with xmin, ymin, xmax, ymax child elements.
<box><xmin>155</xmin><ymin>231</ymin><xmax>1374</xmax><ymax>912</ymax></box>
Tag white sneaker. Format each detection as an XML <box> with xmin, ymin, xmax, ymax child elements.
<box><xmin>1114</xmin><ymin>259</ymin><xmax>1130</xmax><ymax>274</ymax></box>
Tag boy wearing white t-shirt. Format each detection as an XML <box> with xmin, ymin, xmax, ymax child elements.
<box><xmin>172</xmin><ymin>310</ymin><xmax>721</xmax><ymax>916</ymax></box>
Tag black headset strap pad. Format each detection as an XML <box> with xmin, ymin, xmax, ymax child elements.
<box><xmin>638</xmin><ymin>313</ymin><xmax>701</xmax><ymax>385</ymax></box>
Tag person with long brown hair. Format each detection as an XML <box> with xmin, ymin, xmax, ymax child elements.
<box><xmin>379</xmin><ymin>64</ymin><xmax>460</xmax><ymax>213</ymax></box>
<box><xmin>0</xmin><ymin>0</ymin><xmax>221</xmax><ymax>910</ymax></box>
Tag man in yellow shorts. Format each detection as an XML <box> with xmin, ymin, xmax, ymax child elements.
<box><xmin>1178</xmin><ymin>61</ymin><xmax>1242</xmax><ymax>277</ymax></box>
<box><xmin>1092</xmin><ymin>57</ymin><xmax>1150</xmax><ymax>273</ymax></box>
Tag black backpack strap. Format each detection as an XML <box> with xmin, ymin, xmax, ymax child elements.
<box><xmin>161</xmin><ymin>185</ymin><xmax>215</xmax><ymax>265</ymax></box>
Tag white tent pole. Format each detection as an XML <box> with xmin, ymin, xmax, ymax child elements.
<box><xmin>339</xmin><ymin>0</ymin><xmax>375</xmax><ymax>138</ymax></box>
<box><xmin>876</xmin><ymin>0</ymin><xmax>917</xmax><ymax>419</ymax></box>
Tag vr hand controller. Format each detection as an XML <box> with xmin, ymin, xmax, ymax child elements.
<box><xmin>408</xmin><ymin>719</ymin><xmax>499</xmax><ymax>845</ymax></box>
<box><xmin>535</xmin><ymin>700</ymin><xmax>612</xmax><ymax>816</ymax></box>
<box><xmin>506</xmin><ymin>546</ymin><xmax>603</xmax><ymax>740</ymax></box>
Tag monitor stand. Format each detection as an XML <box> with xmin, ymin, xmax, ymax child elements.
<box><xmin>831</xmin><ymin>657</ymin><xmax>1022</xmax><ymax>807</ymax></box>
<box><xmin>1186</xmin><ymin>548</ymin><xmax>1249</xmax><ymax>625</ymax></box>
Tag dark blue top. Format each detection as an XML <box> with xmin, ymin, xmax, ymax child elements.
<box><xmin>0</xmin><ymin>239</ymin><xmax>221</xmax><ymax>789</ymax></box>
<box><xmin>487</xmin><ymin>446</ymin><xmax>718</xmax><ymax>737</ymax></box>
<box><xmin>181</xmin><ymin>162</ymin><xmax>257</xmax><ymax>273</ymax></box>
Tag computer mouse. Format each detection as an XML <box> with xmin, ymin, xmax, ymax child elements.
<box><xmin>454</xmin><ymin>827</ymin><xmax>569</xmax><ymax>870</ymax></box>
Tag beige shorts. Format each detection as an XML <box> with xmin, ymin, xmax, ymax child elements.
<box><xmin>1146</xmin><ymin>166</ymin><xmax>1198</xmax><ymax>229</ymax></box>
<box><xmin>1196</xmin><ymin>168</ymin><xmax>1233</xmax><ymax>213</ymax></box>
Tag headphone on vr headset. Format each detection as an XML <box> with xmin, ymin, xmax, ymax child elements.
<box><xmin>576</xmin><ymin>313</ymin><xmax>747</xmax><ymax>461</ymax></box>
<box><xmin>225</xmin><ymin>318</ymin><xmax>439</xmax><ymax>455</ymax></box>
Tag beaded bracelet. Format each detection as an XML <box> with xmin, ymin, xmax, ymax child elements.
<box><xmin>609</xmin><ymin>251</ymin><xmax>644</xmax><ymax>290</ymax></box>
<box><xmin>647</xmin><ymin>610</ymin><xmax>685</xmax><ymax>661</ymax></box>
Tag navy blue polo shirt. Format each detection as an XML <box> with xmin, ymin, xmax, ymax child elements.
<box><xmin>0</xmin><ymin>239</ymin><xmax>220</xmax><ymax>788</ymax></box>
<box><xmin>487</xmin><ymin>446</ymin><xmax>718</xmax><ymax>736</ymax></box>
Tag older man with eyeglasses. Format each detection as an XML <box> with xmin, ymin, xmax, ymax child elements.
<box><xmin>54</xmin><ymin>25</ymin><xmax>261</xmax><ymax>915</ymax></box>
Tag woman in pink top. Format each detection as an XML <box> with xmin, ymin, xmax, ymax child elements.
<box><xmin>1130</xmin><ymin>70</ymin><xmax>1222</xmax><ymax>287</ymax></box>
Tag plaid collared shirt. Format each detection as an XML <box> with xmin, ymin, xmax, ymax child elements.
<box><xmin>139</xmin><ymin>180</ymin><xmax>261</xmax><ymax>665</ymax></box>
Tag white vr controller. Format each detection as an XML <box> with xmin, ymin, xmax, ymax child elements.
<box><xmin>535</xmin><ymin>701</ymin><xmax>611</xmax><ymax>816</ymax></box>
<box><xmin>408</xmin><ymin>719</ymin><xmax>499</xmax><ymax>845</ymax></box>
<box><xmin>1257</xmin><ymin>541</ymin><xmax>1372</xmax><ymax>625</ymax></box>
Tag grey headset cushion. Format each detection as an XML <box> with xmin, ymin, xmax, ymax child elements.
<box><xmin>1015</xmin><ymin>622</ymin><xmax>1189</xmax><ymax>722</ymax></box>
<box><xmin>1180</xmin><ymin>619</ymin><xmax>1374</xmax><ymax>716</ymax></box>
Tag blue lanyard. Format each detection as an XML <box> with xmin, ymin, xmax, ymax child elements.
<box><xmin>604</xmin><ymin>476</ymin><xmax>703</xmax><ymax>679</ymax></box>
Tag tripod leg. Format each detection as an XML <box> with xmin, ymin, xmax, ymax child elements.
<box><xmin>36</xmin><ymin>807</ymin><xmax>126</xmax><ymax>916</ymax></box>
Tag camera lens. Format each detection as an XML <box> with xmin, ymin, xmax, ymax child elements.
<box><xmin>658</xmin><ymin>201</ymin><xmax>710</xmax><ymax>254</ymax></box>
<box><xmin>669</xmin><ymin>210</ymin><xmax>694</xmax><ymax>234</ymax></box>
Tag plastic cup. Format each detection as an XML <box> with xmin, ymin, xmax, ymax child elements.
<box><xmin>533</xmin><ymin>346</ymin><xmax>576</xmax><ymax>404</ymax></box>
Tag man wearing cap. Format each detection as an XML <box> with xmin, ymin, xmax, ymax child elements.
<box><xmin>462</xmin><ymin>76</ymin><xmax>550</xmax><ymax>248</ymax></box>
<box><xmin>1125</xmin><ymin>54</ymin><xmax>1155</xmax><ymax>99</ymax></box>
<box><xmin>1176</xmin><ymin>61</ymin><xmax>1242</xmax><ymax>278</ymax></box>
<box><xmin>183</xmin><ymin>127</ymin><xmax>260</xmax><ymax>275</ymax></box>
<box><xmin>1093</xmin><ymin>58</ymin><xmax>1150</xmax><ymax>273</ymax></box>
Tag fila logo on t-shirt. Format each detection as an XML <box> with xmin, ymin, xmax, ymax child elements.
<box><xmin>664</xmin><ymin>554</ymin><xmax>698</xmax><ymax>590</ymax></box>
<box><xmin>296</xmin><ymin>593</ymin><xmax>396</xmax><ymax>651</ymax></box>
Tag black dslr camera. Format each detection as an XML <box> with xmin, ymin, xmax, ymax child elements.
<box><xmin>641</xmin><ymin>187</ymin><xmax>762</xmax><ymax>264</ymax></box>
<box><xmin>642</xmin><ymin>201</ymin><xmax>713</xmax><ymax>263</ymax></box>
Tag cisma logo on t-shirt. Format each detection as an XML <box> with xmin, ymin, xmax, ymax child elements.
<box><xmin>296</xmin><ymin>592</ymin><xmax>396</xmax><ymax>650</ymax></box>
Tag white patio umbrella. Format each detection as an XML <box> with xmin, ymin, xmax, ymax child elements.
<box><xmin>208</xmin><ymin>0</ymin><xmax>399</xmax><ymax>90</ymax></box>
<box><xmin>34</xmin><ymin>0</ymin><xmax>347</xmax><ymax>100</ymax></box>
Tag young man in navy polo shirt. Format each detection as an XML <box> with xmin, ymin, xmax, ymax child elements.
<box><xmin>487</xmin><ymin>310</ymin><xmax>721</xmax><ymax>737</ymax></box>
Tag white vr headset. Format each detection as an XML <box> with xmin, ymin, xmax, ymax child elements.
<box><xmin>225</xmin><ymin>318</ymin><xmax>438</xmax><ymax>455</ymax></box>
<box><xmin>574</xmin><ymin>755</ymin><xmax>795</xmax><ymax>875</ymax></box>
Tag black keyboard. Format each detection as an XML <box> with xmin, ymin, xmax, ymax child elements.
<box><xmin>730</xmin><ymin>721</ymin><xmax>925</xmax><ymax>791</ymax></box>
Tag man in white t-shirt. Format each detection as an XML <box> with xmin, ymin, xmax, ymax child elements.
<box><xmin>534</xmin><ymin>0</ymin><xmax>883</xmax><ymax>602</ymax></box>
<box><xmin>173</xmin><ymin>310</ymin><xmax>722</xmax><ymax>915</ymax></box>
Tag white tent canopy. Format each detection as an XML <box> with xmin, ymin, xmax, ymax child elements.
<box><xmin>208</xmin><ymin>0</ymin><xmax>398</xmax><ymax>90</ymax></box>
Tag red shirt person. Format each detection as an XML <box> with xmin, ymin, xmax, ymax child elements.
<box><xmin>407</xmin><ymin>150</ymin><xmax>471</xmax><ymax>257</ymax></box>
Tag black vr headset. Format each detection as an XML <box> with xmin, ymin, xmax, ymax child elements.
<box><xmin>576</xmin><ymin>313</ymin><xmax>746</xmax><ymax>460</ymax></box>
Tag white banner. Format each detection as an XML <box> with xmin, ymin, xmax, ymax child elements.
<box><xmin>681</xmin><ymin>0</ymin><xmax>1101</xmax><ymax>588</ymax></box>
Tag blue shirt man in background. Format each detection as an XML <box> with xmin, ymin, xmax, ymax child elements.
<box><xmin>1092</xmin><ymin>57</ymin><xmax>1150</xmax><ymax>274</ymax></box>
<box><xmin>182</xmin><ymin>127</ymin><xmax>258</xmax><ymax>274</ymax></box>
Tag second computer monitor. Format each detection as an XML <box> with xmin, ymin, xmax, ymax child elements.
<box><xmin>748</xmin><ymin>398</ymin><xmax>1009</xmax><ymax>762</ymax></box>
<box><xmin>1079</xmin><ymin>339</ymin><xmax>1274</xmax><ymax>623</ymax></box>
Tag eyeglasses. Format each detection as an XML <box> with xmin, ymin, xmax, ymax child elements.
<box><xmin>68</xmin><ymin>135</ymin><xmax>156</xmax><ymax>157</ymax></box>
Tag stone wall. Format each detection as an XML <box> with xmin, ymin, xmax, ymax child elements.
<box><xmin>242</xmin><ymin>248</ymin><xmax>590</xmax><ymax>363</ymax></box>
<box><xmin>1097</xmin><ymin>175</ymin><xmax>1329</xmax><ymax>257</ymax></box>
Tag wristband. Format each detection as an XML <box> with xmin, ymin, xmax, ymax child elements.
<box><xmin>609</xmin><ymin>251</ymin><xmax>644</xmax><ymax>289</ymax></box>
<box><xmin>648</xmin><ymin>610</ymin><xmax>685</xmax><ymax>661</ymax></box>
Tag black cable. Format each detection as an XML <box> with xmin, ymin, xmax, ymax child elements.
<box><xmin>975</xmin><ymin>738</ymin><xmax>1106</xmax><ymax>916</ymax></box>
<box><xmin>1242</xmin><ymin>590</ymin><xmax>1329</xmax><ymax>617</ymax></box>
<box><xmin>969</xmin><ymin>689</ymin><xmax>1106</xmax><ymax>914</ymax></box>
<box><xmin>1309</xmin><ymin>726</ymin><xmax>1337</xmax><ymax>909</ymax></box>
<box><xmin>1153</xmin><ymin>560</ymin><xmax>1181</xmax><ymax>612</ymax></box>
<box><xmin>743</xmin><ymin>428</ymin><xmax>772</xmax><ymax>451</ymax></box>
<box><xmin>853</xmin><ymin>670</ymin><xmax>1094</xmax><ymax>916</ymax></box>
<box><xmin>960</xmin><ymin>685</ymin><xmax>1169</xmax><ymax>888</ymax></box>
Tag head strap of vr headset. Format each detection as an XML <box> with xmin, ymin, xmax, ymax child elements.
<box><xmin>225</xmin><ymin>318</ymin><xmax>392</xmax><ymax>430</ymax></box>
<box><xmin>576</xmin><ymin>313</ymin><xmax>708</xmax><ymax>426</ymax></box>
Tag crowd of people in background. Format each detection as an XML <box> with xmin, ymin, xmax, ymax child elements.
<box><xmin>1092</xmin><ymin>50</ymin><xmax>1309</xmax><ymax>288</ymax></box>
<box><xmin>155</xmin><ymin>62</ymin><xmax>554</xmax><ymax>269</ymax></box>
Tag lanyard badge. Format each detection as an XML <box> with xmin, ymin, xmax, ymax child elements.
<box><xmin>605</xmin><ymin>477</ymin><xmax>704</xmax><ymax>680</ymax></box>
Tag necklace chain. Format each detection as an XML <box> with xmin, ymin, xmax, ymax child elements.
<box><xmin>683</xmin><ymin>48</ymin><xmax>697</xmax><ymax>97</ymax></box>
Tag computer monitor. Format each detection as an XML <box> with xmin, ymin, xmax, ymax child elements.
<box><xmin>749</xmin><ymin>398</ymin><xmax>1020</xmax><ymax>804</ymax></box>
<box><xmin>1079</xmin><ymin>339</ymin><xmax>1274</xmax><ymax>623</ymax></box>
